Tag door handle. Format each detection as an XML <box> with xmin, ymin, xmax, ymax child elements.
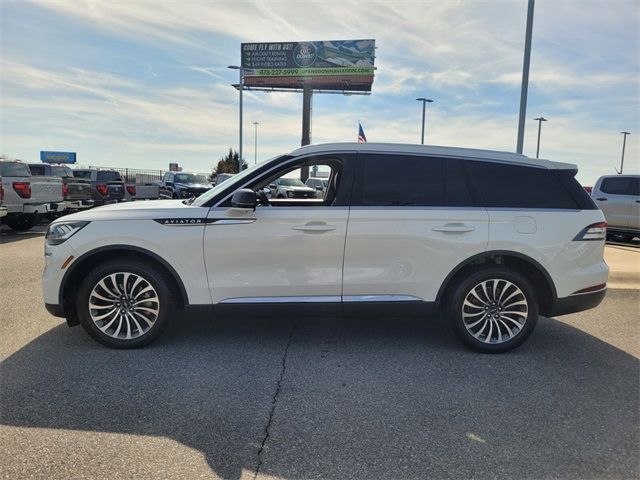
<box><xmin>635</xmin><ymin>200</ymin><xmax>640</xmax><ymax>204</ymax></box>
<box><xmin>596</xmin><ymin>197</ymin><xmax>607</xmax><ymax>201</ymax></box>
<box><xmin>292</xmin><ymin>223</ymin><xmax>336</xmax><ymax>233</ymax></box>
<box><xmin>432</xmin><ymin>223</ymin><xmax>475</xmax><ymax>233</ymax></box>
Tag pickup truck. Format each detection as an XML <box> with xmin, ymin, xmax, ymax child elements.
<box><xmin>158</xmin><ymin>172</ymin><xmax>212</xmax><ymax>199</ymax></box>
<box><xmin>28</xmin><ymin>163</ymin><xmax>93</xmax><ymax>212</ymax></box>
<box><xmin>72</xmin><ymin>169</ymin><xmax>125</xmax><ymax>206</ymax></box>
<box><xmin>0</xmin><ymin>178</ymin><xmax>7</xmax><ymax>219</ymax></box>
<box><xmin>592</xmin><ymin>174</ymin><xmax>639</xmax><ymax>242</ymax></box>
<box><xmin>123</xmin><ymin>183</ymin><xmax>160</xmax><ymax>202</ymax></box>
<box><xmin>0</xmin><ymin>159</ymin><xmax>66</xmax><ymax>230</ymax></box>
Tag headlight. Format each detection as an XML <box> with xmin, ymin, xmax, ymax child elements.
<box><xmin>45</xmin><ymin>221</ymin><xmax>89</xmax><ymax>245</ymax></box>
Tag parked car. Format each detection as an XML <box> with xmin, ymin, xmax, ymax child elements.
<box><xmin>28</xmin><ymin>163</ymin><xmax>93</xmax><ymax>213</ymax></box>
<box><xmin>158</xmin><ymin>172</ymin><xmax>212</xmax><ymax>199</ymax></box>
<box><xmin>0</xmin><ymin>178</ymin><xmax>7</xmax><ymax>219</ymax></box>
<box><xmin>43</xmin><ymin>143</ymin><xmax>607</xmax><ymax>352</ymax></box>
<box><xmin>215</xmin><ymin>173</ymin><xmax>235</xmax><ymax>185</ymax></box>
<box><xmin>305</xmin><ymin>177</ymin><xmax>329</xmax><ymax>198</ymax></box>
<box><xmin>591</xmin><ymin>174</ymin><xmax>639</xmax><ymax>242</ymax></box>
<box><xmin>269</xmin><ymin>177</ymin><xmax>316</xmax><ymax>199</ymax></box>
<box><xmin>123</xmin><ymin>183</ymin><xmax>161</xmax><ymax>202</ymax></box>
<box><xmin>1</xmin><ymin>159</ymin><xmax>65</xmax><ymax>230</ymax></box>
<box><xmin>72</xmin><ymin>169</ymin><xmax>125</xmax><ymax>206</ymax></box>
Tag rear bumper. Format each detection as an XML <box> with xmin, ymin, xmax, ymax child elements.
<box><xmin>548</xmin><ymin>288</ymin><xmax>607</xmax><ymax>316</ymax></box>
<box><xmin>0</xmin><ymin>206</ymin><xmax>7</xmax><ymax>218</ymax></box>
<box><xmin>23</xmin><ymin>202</ymin><xmax>66</xmax><ymax>214</ymax></box>
<box><xmin>64</xmin><ymin>199</ymin><xmax>94</xmax><ymax>210</ymax></box>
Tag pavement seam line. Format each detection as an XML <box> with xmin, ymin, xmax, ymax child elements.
<box><xmin>253</xmin><ymin>323</ymin><xmax>295</xmax><ymax>479</ymax></box>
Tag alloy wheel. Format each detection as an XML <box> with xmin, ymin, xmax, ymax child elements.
<box><xmin>88</xmin><ymin>272</ymin><xmax>160</xmax><ymax>340</ymax></box>
<box><xmin>462</xmin><ymin>279</ymin><xmax>528</xmax><ymax>344</ymax></box>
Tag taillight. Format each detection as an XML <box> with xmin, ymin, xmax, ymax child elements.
<box><xmin>96</xmin><ymin>184</ymin><xmax>108</xmax><ymax>196</ymax></box>
<box><xmin>126</xmin><ymin>185</ymin><xmax>136</xmax><ymax>196</ymax></box>
<box><xmin>573</xmin><ymin>221</ymin><xmax>607</xmax><ymax>241</ymax></box>
<box><xmin>13</xmin><ymin>181</ymin><xmax>31</xmax><ymax>199</ymax></box>
<box><xmin>62</xmin><ymin>183</ymin><xmax>70</xmax><ymax>198</ymax></box>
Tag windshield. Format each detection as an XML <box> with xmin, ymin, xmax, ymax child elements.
<box><xmin>279</xmin><ymin>178</ymin><xmax>306</xmax><ymax>187</ymax></box>
<box><xmin>191</xmin><ymin>154</ymin><xmax>288</xmax><ymax>207</ymax></box>
<box><xmin>175</xmin><ymin>174</ymin><xmax>209</xmax><ymax>184</ymax></box>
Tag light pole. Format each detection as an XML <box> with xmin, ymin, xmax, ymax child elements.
<box><xmin>516</xmin><ymin>0</ymin><xmax>536</xmax><ymax>154</ymax></box>
<box><xmin>228</xmin><ymin>65</ymin><xmax>243</xmax><ymax>173</ymax></box>
<box><xmin>416</xmin><ymin>98</ymin><xmax>434</xmax><ymax>144</ymax></box>
<box><xmin>253</xmin><ymin>121</ymin><xmax>259</xmax><ymax>165</ymax></box>
<box><xmin>619</xmin><ymin>131</ymin><xmax>631</xmax><ymax>174</ymax></box>
<box><xmin>533</xmin><ymin>116</ymin><xmax>547</xmax><ymax>158</ymax></box>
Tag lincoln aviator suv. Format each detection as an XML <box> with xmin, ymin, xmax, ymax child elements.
<box><xmin>43</xmin><ymin>143</ymin><xmax>608</xmax><ymax>352</ymax></box>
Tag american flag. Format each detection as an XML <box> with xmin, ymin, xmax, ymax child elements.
<box><xmin>358</xmin><ymin>122</ymin><xmax>367</xmax><ymax>143</ymax></box>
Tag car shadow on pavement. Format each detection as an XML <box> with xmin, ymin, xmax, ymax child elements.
<box><xmin>1</xmin><ymin>313</ymin><xmax>638</xmax><ymax>479</ymax></box>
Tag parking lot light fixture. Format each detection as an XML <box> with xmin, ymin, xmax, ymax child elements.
<box><xmin>533</xmin><ymin>116</ymin><xmax>547</xmax><ymax>158</ymax></box>
<box><xmin>416</xmin><ymin>98</ymin><xmax>434</xmax><ymax>145</ymax></box>
<box><xmin>228</xmin><ymin>65</ymin><xmax>243</xmax><ymax>173</ymax></box>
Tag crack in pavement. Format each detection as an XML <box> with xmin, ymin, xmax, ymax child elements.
<box><xmin>253</xmin><ymin>323</ymin><xmax>295</xmax><ymax>479</ymax></box>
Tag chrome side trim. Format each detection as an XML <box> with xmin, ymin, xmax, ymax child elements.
<box><xmin>219</xmin><ymin>295</ymin><xmax>341</xmax><ymax>304</ymax></box>
<box><xmin>208</xmin><ymin>219</ymin><xmax>256</xmax><ymax>225</ymax></box>
<box><xmin>342</xmin><ymin>295</ymin><xmax>422</xmax><ymax>302</ymax></box>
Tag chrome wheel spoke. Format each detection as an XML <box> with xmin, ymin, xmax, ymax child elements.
<box><xmin>89</xmin><ymin>272</ymin><xmax>160</xmax><ymax>340</ymax></box>
<box><xmin>462</xmin><ymin>278</ymin><xmax>528</xmax><ymax>344</ymax></box>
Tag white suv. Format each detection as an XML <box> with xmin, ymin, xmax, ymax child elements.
<box><xmin>43</xmin><ymin>143</ymin><xmax>608</xmax><ymax>352</ymax></box>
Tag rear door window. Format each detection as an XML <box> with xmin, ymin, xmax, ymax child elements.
<box><xmin>464</xmin><ymin>161</ymin><xmax>579</xmax><ymax>209</ymax></box>
<box><xmin>358</xmin><ymin>154</ymin><xmax>447</xmax><ymax>206</ymax></box>
<box><xmin>601</xmin><ymin>177</ymin><xmax>640</xmax><ymax>195</ymax></box>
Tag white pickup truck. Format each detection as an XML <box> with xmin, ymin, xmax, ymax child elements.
<box><xmin>0</xmin><ymin>159</ymin><xmax>66</xmax><ymax>230</ymax></box>
<box><xmin>591</xmin><ymin>175</ymin><xmax>639</xmax><ymax>242</ymax></box>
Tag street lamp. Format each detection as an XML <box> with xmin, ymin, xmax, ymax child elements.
<box><xmin>228</xmin><ymin>65</ymin><xmax>243</xmax><ymax>173</ymax></box>
<box><xmin>416</xmin><ymin>98</ymin><xmax>434</xmax><ymax>145</ymax></box>
<box><xmin>253</xmin><ymin>121</ymin><xmax>259</xmax><ymax>165</ymax></box>
<box><xmin>533</xmin><ymin>116</ymin><xmax>547</xmax><ymax>158</ymax></box>
<box><xmin>619</xmin><ymin>131</ymin><xmax>631</xmax><ymax>174</ymax></box>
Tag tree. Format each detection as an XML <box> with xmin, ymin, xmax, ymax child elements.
<box><xmin>211</xmin><ymin>148</ymin><xmax>247</xmax><ymax>179</ymax></box>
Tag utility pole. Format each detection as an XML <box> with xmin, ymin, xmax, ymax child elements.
<box><xmin>534</xmin><ymin>116</ymin><xmax>547</xmax><ymax>158</ymax></box>
<box><xmin>253</xmin><ymin>121</ymin><xmax>259</xmax><ymax>165</ymax></box>
<box><xmin>228</xmin><ymin>65</ymin><xmax>243</xmax><ymax>172</ymax></box>
<box><xmin>619</xmin><ymin>131</ymin><xmax>630</xmax><ymax>174</ymax></box>
<box><xmin>300</xmin><ymin>84</ymin><xmax>313</xmax><ymax>182</ymax></box>
<box><xmin>516</xmin><ymin>0</ymin><xmax>535</xmax><ymax>154</ymax></box>
<box><xmin>416</xmin><ymin>98</ymin><xmax>433</xmax><ymax>144</ymax></box>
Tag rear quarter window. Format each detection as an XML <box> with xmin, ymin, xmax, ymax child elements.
<box><xmin>0</xmin><ymin>162</ymin><xmax>31</xmax><ymax>177</ymax></box>
<box><xmin>465</xmin><ymin>161</ymin><xmax>583</xmax><ymax>209</ymax></box>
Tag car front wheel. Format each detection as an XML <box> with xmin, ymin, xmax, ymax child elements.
<box><xmin>449</xmin><ymin>267</ymin><xmax>538</xmax><ymax>353</ymax></box>
<box><xmin>76</xmin><ymin>259</ymin><xmax>175</xmax><ymax>348</ymax></box>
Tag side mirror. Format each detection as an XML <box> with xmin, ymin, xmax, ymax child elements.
<box><xmin>231</xmin><ymin>188</ymin><xmax>257</xmax><ymax>209</ymax></box>
<box><xmin>315</xmin><ymin>185</ymin><xmax>323</xmax><ymax>191</ymax></box>
<box><xmin>269</xmin><ymin>183</ymin><xmax>276</xmax><ymax>189</ymax></box>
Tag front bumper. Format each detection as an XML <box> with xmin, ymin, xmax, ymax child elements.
<box><xmin>548</xmin><ymin>288</ymin><xmax>607</xmax><ymax>316</ymax></box>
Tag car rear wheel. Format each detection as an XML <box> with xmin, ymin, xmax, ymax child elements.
<box><xmin>448</xmin><ymin>267</ymin><xmax>538</xmax><ymax>353</ymax></box>
<box><xmin>76</xmin><ymin>259</ymin><xmax>175</xmax><ymax>348</ymax></box>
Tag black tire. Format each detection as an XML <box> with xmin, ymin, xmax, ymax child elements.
<box><xmin>76</xmin><ymin>259</ymin><xmax>176</xmax><ymax>348</ymax></box>
<box><xmin>5</xmin><ymin>213</ymin><xmax>41</xmax><ymax>231</ymax></box>
<box><xmin>448</xmin><ymin>267</ymin><xmax>539</xmax><ymax>353</ymax></box>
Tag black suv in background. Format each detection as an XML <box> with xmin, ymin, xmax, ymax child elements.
<box><xmin>72</xmin><ymin>169</ymin><xmax>125</xmax><ymax>206</ymax></box>
<box><xmin>158</xmin><ymin>172</ymin><xmax>212</xmax><ymax>199</ymax></box>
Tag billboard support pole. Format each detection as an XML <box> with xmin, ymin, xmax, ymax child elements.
<box><xmin>300</xmin><ymin>84</ymin><xmax>313</xmax><ymax>182</ymax></box>
<box><xmin>516</xmin><ymin>0</ymin><xmax>535</xmax><ymax>154</ymax></box>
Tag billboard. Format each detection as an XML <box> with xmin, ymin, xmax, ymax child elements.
<box><xmin>40</xmin><ymin>151</ymin><xmax>76</xmax><ymax>164</ymax></box>
<box><xmin>241</xmin><ymin>39</ymin><xmax>375</xmax><ymax>91</ymax></box>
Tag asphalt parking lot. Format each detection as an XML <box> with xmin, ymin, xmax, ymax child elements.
<box><xmin>1</xmin><ymin>224</ymin><xmax>638</xmax><ymax>479</ymax></box>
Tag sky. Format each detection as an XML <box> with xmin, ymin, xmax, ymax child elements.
<box><xmin>1</xmin><ymin>0</ymin><xmax>638</xmax><ymax>185</ymax></box>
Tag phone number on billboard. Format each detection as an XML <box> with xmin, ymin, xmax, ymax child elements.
<box><xmin>250</xmin><ymin>67</ymin><xmax>374</xmax><ymax>77</ymax></box>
